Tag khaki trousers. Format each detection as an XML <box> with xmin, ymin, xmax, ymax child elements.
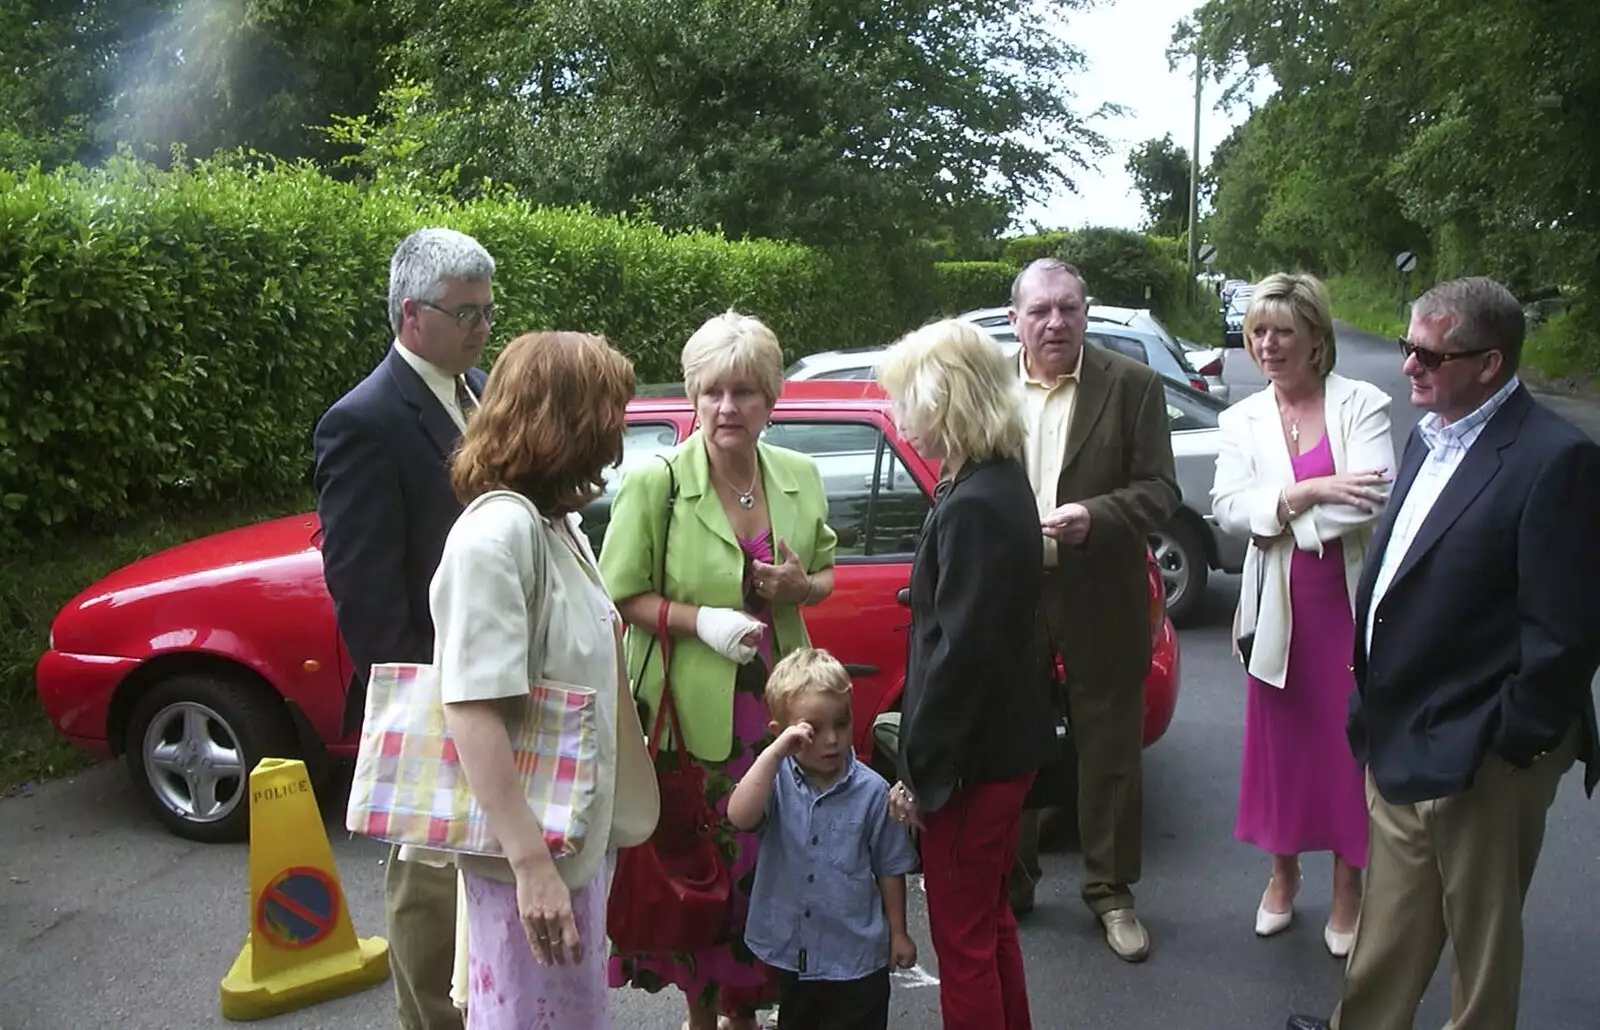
<box><xmin>1013</xmin><ymin>591</ymin><xmax>1146</xmax><ymax>916</ymax></box>
<box><xmin>1331</xmin><ymin>727</ymin><xmax>1578</xmax><ymax>1030</ymax></box>
<box><xmin>385</xmin><ymin>845</ymin><xmax>465</xmax><ymax>1030</ymax></box>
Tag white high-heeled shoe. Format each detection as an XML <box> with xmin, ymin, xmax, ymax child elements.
<box><xmin>1254</xmin><ymin>874</ymin><xmax>1299</xmax><ymax>937</ymax></box>
<box><xmin>1255</xmin><ymin>893</ymin><xmax>1294</xmax><ymax>936</ymax></box>
<box><xmin>1324</xmin><ymin>922</ymin><xmax>1355</xmax><ymax>958</ymax></box>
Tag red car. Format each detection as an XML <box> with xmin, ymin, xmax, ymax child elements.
<box><xmin>36</xmin><ymin>379</ymin><xmax>1180</xmax><ymax>842</ymax></box>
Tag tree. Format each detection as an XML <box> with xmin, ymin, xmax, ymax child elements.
<box><xmin>1185</xmin><ymin>0</ymin><xmax>1600</xmax><ymax>303</ymax></box>
<box><xmin>369</xmin><ymin>0</ymin><xmax>1111</xmax><ymax>246</ymax></box>
<box><xmin>0</xmin><ymin>0</ymin><xmax>400</xmax><ymax>170</ymax></box>
<box><xmin>1126</xmin><ymin>134</ymin><xmax>1192</xmax><ymax>237</ymax></box>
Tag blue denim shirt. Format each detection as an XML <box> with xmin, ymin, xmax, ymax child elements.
<box><xmin>744</xmin><ymin>753</ymin><xmax>919</xmax><ymax>980</ymax></box>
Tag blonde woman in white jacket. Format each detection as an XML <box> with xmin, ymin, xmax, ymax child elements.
<box><xmin>1211</xmin><ymin>274</ymin><xmax>1394</xmax><ymax>959</ymax></box>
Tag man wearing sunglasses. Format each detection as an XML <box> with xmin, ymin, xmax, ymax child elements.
<box><xmin>1288</xmin><ymin>277</ymin><xmax>1600</xmax><ymax>1030</ymax></box>
<box><xmin>313</xmin><ymin>227</ymin><xmax>495</xmax><ymax>1030</ymax></box>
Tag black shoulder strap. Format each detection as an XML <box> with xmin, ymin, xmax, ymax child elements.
<box><xmin>629</xmin><ymin>456</ymin><xmax>679</xmax><ymax>699</ymax></box>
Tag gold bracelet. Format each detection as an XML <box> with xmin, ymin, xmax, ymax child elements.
<box><xmin>1280</xmin><ymin>487</ymin><xmax>1300</xmax><ymax>520</ymax></box>
<box><xmin>799</xmin><ymin>575</ymin><xmax>817</xmax><ymax>605</ymax></box>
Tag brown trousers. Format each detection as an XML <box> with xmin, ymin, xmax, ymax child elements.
<box><xmin>1013</xmin><ymin>590</ymin><xmax>1146</xmax><ymax>915</ymax></box>
<box><xmin>385</xmin><ymin>846</ymin><xmax>464</xmax><ymax>1030</ymax></box>
<box><xmin>1331</xmin><ymin>726</ymin><xmax>1579</xmax><ymax>1030</ymax></box>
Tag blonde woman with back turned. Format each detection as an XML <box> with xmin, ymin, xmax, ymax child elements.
<box><xmin>880</xmin><ymin>319</ymin><xmax>1058</xmax><ymax>1030</ymax></box>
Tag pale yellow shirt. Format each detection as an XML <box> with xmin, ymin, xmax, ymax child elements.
<box><xmin>395</xmin><ymin>341</ymin><xmax>473</xmax><ymax>431</ymax></box>
<box><xmin>1018</xmin><ymin>347</ymin><xmax>1083</xmax><ymax>567</ymax></box>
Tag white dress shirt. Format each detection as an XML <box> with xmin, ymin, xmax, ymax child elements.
<box><xmin>394</xmin><ymin>341</ymin><xmax>474</xmax><ymax>431</ymax></box>
<box><xmin>1365</xmin><ymin>376</ymin><xmax>1522</xmax><ymax>655</ymax></box>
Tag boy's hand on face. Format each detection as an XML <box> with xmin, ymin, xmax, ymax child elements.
<box><xmin>773</xmin><ymin>721</ymin><xmax>815</xmax><ymax>758</ymax></box>
<box><xmin>890</xmin><ymin>931</ymin><xmax>918</xmax><ymax>969</ymax></box>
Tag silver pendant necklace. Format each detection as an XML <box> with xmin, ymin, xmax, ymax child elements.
<box><xmin>718</xmin><ymin>465</ymin><xmax>759</xmax><ymax>509</ymax></box>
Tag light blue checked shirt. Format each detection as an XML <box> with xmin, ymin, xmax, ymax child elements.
<box><xmin>744</xmin><ymin>753</ymin><xmax>918</xmax><ymax>981</ymax></box>
<box><xmin>1365</xmin><ymin>376</ymin><xmax>1522</xmax><ymax>655</ymax></box>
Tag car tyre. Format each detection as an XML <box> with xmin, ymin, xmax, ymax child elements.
<box><xmin>124</xmin><ymin>673</ymin><xmax>299</xmax><ymax>844</ymax></box>
<box><xmin>1150</xmin><ymin>517</ymin><xmax>1208</xmax><ymax>627</ymax></box>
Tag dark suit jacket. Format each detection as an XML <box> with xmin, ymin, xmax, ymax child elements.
<box><xmin>1349</xmin><ymin>385</ymin><xmax>1600</xmax><ymax>804</ymax></box>
<box><xmin>1045</xmin><ymin>347</ymin><xmax>1180</xmax><ymax>685</ymax></box>
<box><xmin>312</xmin><ymin>346</ymin><xmax>488</xmax><ymax>731</ymax></box>
<box><xmin>897</xmin><ymin>457</ymin><xmax>1058</xmax><ymax>813</ymax></box>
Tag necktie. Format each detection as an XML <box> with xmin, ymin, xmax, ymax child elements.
<box><xmin>454</xmin><ymin>376</ymin><xmax>478</xmax><ymax>415</ymax></box>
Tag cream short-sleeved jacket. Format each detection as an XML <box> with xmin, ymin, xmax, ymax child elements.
<box><xmin>428</xmin><ymin>491</ymin><xmax>658</xmax><ymax>889</ymax></box>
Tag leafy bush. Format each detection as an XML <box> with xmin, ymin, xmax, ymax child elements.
<box><xmin>1056</xmin><ymin>227</ymin><xmax>1188</xmax><ymax>313</ymax></box>
<box><xmin>933</xmin><ymin>261</ymin><xmax>1015</xmax><ymax>315</ymax></box>
<box><xmin>0</xmin><ymin>154</ymin><xmax>928</xmax><ymax>549</ymax></box>
<box><xmin>1002</xmin><ymin>232</ymin><xmax>1067</xmax><ymax>266</ymax></box>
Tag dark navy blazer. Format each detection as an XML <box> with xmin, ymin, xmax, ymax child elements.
<box><xmin>1350</xmin><ymin>386</ymin><xmax>1600</xmax><ymax>804</ymax></box>
<box><xmin>312</xmin><ymin>346</ymin><xmax>488</xmax><ymax>732</ymax></box>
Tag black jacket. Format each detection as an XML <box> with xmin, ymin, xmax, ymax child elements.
<box><xmin>312</xmin><ymin>346</ymin><xmax>488</xmax><ymax>731</ymax></box>
<box><xmin>897</xmin><ymin>456</ymin><xmax>1057</xmax><ymax>813</ymax></box>
<box><xmin>1350</xmin><ymin>386</ymin><xmax>1600</xmax><ymax>804</ymax></box>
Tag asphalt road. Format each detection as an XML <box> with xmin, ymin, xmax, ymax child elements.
<box><xmin>2</xmin><ymin>324</ymin><xmax>1597</xmax><ymax>1030</ymax></box>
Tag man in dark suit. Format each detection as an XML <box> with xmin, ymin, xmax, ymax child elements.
<box><xmin>1007</xmin><ymin>259</ymin><xmax>1180</xmax><ymax>962</ymax></box>
<box><xmin>314</xmin><ymin>227</ymin><xmax>495</xmax><ymax>1030</ymax></box>
<box><xmin>1288</xmin><ymin>277</ymin><xmax>1600</xmax><ymax>1030</ymax></box>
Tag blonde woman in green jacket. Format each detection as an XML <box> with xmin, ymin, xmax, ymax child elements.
<box><xmin>602</xmin><ymin>311</ymin><xmax>838</xmax><ymax>1030</ymax></box>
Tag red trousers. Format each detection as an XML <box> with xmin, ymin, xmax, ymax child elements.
<box><xmin>921</xmin><ymin>772</ymin><xmax>1035</xmax><ymax>1030</ymax></box>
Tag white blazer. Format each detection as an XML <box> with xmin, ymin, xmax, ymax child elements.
<box><xmin>1211</xmin><ymin>374</ymin><xmax>1396</xmax><ymax>688</ymax></box>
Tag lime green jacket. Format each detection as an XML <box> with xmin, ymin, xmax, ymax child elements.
<box><xmin>600</xmin><ymin>431</ymin><xmax>838</xmax><ymax>762</ymax></box>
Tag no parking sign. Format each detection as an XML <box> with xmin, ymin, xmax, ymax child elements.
<box><xmin>255</xmin><ymin>866</ymin><xmax>341</xmax><ymax>950</ymax></box>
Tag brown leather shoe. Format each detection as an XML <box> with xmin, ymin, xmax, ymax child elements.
<box><xmin>1100</xmin><ymin>907</ymin><xmax>1150</xmax><ymax>962</ymax></box>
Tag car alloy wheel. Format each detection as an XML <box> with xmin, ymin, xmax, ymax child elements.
<box><xmin>1148</xmin><ymin>518</ymin><xmax>1208</xmax><ymax>627</ymax></box>
<box><xmin>124</xmin><ymin>673</ymin><xmax>299</xmax><ymax>843</ymax></box>
<box><xmin>140</xmin><ymin>700</ymin><xmax>247</xmax><ymax>827</ymax></box>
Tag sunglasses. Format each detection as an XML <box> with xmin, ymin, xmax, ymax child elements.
<box><xmin>1396</xmin><ymin>337</ymin><xmax>1495</xmax><ymax>370</ymax></box>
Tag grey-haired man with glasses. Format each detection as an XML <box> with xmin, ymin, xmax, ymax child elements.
<box><xmin>313</xmin><ymin>226</ymin><xmax>495</xmax><ymax>1030</ymax></box>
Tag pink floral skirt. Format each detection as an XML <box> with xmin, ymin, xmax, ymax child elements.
<box><xmin>463</xmin><ymin>857</ymin><xmax>611</xmax><ymax>1030</ymax></box>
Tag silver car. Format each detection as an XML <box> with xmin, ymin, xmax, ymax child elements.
<box><xmin>785</xmin><ymin>347</ymin><xmax>1246</xmax><ymax>625</ymax></box>
<box><xmin>957</xmin><ymin>306</ymin><xmax>1231</xmax><ymax>404</ymax></box>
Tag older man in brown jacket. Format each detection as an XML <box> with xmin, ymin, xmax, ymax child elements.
<box><xmin>1007</xmin><ymin>258</ymin><xmax>1180</xmax><ymax>962</ymax></box>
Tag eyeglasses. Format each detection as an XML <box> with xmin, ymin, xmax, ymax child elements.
<box><xmin>1397</xmin><ymin>337</ymin><xmax>1494</xmax><ymax>370</ymax></box>
<box><xmin>419</xmin><ymin>300</ymin><xmax>496</xmax><ymax>329</ymax></box>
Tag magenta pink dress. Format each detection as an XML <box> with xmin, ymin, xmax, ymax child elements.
<box><xmin>1234</xmin><ymin>433</ymin><xmax>1369</xmax><ymax>867</ymax></box>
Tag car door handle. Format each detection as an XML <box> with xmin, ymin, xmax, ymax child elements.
<box><xmin>842</xmin><ymin>663</ymin><xmax>879</xmax><ymax>677</ymax></box>
<box><xmin>896</xmin><ymin>587</ymin><xmax>911</xmax><ymax>606</ymax></box>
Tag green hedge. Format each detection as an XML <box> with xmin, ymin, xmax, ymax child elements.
<box><xmin>0</xmin><ymin>155</ymin><xmax>929</xmax><ymax>549</ymax></box>
<box><xmin>933</xmin><ymin>261</ymin><xmax>1016</xmax><ymax>315</ymax></box>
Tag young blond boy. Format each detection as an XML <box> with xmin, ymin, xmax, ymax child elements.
<box><xmin>728</xmin><ymin>648</ymin><xmax>919</xmax><ymax>1030</ymax></box>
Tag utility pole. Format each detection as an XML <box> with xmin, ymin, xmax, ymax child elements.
<box><xmin>1186</xmin><ymin>46</ymin><xmax>1202</xmax><ymax>300</ymax></box>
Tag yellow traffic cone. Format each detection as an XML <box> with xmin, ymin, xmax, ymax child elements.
<box><xmin>219</xmin><ymin>758</ymin><xmax>389</xmax><ymax>1021</ymax></box>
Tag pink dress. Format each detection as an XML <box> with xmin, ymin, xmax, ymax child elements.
<box><xmin>1234</xmin><ymin>433</ymin><xmax>1369</xmax><ymax>867</ymax></box>
<box><xmin>607</xmin><ymin>530</ymin><xmax>780</xmax><ymax>1018</ymax></box>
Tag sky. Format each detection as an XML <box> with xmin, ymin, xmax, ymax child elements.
<box><xmin>1017</xmin><ymin>0</ymin><xmax>1275</xmax><ymax>233</ymax></box>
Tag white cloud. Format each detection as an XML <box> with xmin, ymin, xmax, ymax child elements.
<box><xmin>1016</xmin><ymin>0</ymin><xmax>1273</xmax><ymax>233</ymax></box>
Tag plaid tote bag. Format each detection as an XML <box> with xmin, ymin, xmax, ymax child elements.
<box><xmin>345</xmin><ymin>491</ymin><xmax>601</xmax><ymax>858</ymax></box>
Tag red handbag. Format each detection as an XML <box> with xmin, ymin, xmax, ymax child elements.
<box><xmin>606</xmin><ymin>469</ymin><xmax>731</xmax><ymax>953</ymax></box>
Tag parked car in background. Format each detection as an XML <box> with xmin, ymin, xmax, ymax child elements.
<box><xmin>35</xmin><ymin>381</ymin><xmax>1183</xmax><ymax>843</ymax></box>
<box><xmin>1220</xmin><ymin>278</ymin><xmax>1249</xmax><ymax>305</ymax></box>
<box><xmin>953</xmin><ymin>305</ymin><xmax>1223</xmax><ymax>400</ymax></box>
<box><xmin>1180</xmin><ymin>343</ymin><xmax>1230</xmax><ymax>398</ymax></box>
<box><xmin>1223</xmin><ymin>285</ymin><xmax>1254</xmax><ymax>348</ymax></box>
<box><xmin>786</xmin><ymin>349</ymin><xmax>1246</xmax><ymax>624</ymax></box>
